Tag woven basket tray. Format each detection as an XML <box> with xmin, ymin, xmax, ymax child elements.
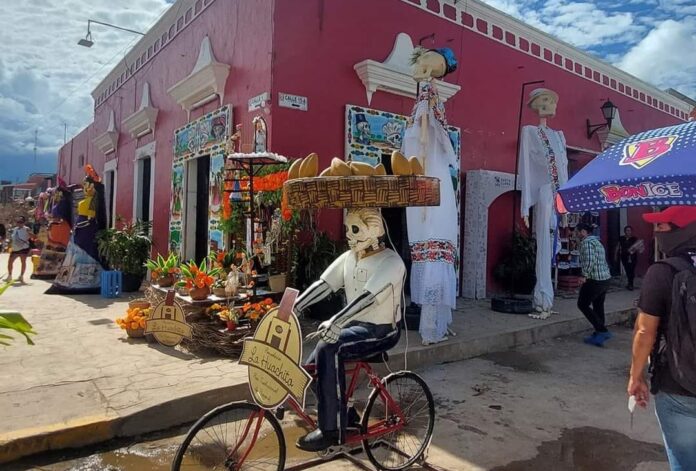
<box><xmin>283</xmin><ymin>175</ymin><xmax>440</xmax><ymax>209</ymax></box>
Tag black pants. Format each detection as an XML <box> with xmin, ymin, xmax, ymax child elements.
<box><xmin>577</xmin><ymin>279</ymin><xmax>610</xmax><ymax>333</ymax></box>
<box><xmin>621</xmin><ymin>255</ymin><xmax>636</xmax><ymax>286</ymax></box>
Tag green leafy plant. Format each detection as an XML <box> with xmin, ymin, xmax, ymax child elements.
<box><xmin>145</xmin><ymin>253</ymin><xmax>180</xmax><ymax>280</ymax></box>
<box><xmin>178</xmin><ymin>257</ymin><xmax>223</xmax><ymax>289</ymax></box>
<box><xmin>493</xmin><ymin>229</ymin><xmax>537</xmax><ymax>295</ymax></box>
<box><xmin>96</xmin><ymin>219</ymin><xmax>153</xmax><ymax>277</ymax></box>
<box><xmin>0</xmin><ymin>281</ymin><xmax>36</xmax><ymax>346</ymax></box>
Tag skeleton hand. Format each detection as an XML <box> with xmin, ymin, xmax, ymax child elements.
<box><xmin>320</xmin><ymin>322</ymin><xmax>341</xmax><ymax>344</ymax></box>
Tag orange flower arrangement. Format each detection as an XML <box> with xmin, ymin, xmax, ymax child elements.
<box><xmin>116</xmin><ymin>306</ymin><xmax>151</xmax><ymax>331</ymax></box>
<box><xmin>240</xmin><ymin>298</ymin><xmax>276</xmax><ymax>320</ymax></box>
<box><xmin>179</xmin><ymin>260</ymin><xmax>222</xmax><ymax>290</ymax></box>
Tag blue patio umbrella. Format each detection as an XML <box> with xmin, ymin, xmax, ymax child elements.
<box><xmin>557</xmin><ymin>120</ymin><xmax>696</xmax><ymax>213</ymax></box>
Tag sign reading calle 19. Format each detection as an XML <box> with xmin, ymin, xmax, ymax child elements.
<box><xmin>278</xmin><ymin>93</ymin><xmax>308</xmax><ymax>111</ymax></box>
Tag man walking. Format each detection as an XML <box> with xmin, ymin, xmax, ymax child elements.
<box><xmin>576</xmin><ymin>223</ymin><xmax>612</xmax><ymax>346</ymax></box>
<box><xmin>628</xmin><ymin>206</ymin><xmax>696</xmax><ymax>471</ymax></box>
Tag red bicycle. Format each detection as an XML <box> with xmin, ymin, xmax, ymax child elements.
<box><xmin>172</xmin><ymin>354</ymin><xmax>435</xmax><ymax>470</ymax></box>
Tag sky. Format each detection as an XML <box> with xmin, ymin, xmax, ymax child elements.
<box><xmin>0</xmin><ymin>0</ymin><xmax>694</xmax><ymax>183</ymax></box>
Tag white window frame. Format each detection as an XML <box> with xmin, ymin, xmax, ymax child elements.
<box><xmin>133</xmin><ymin>141</ymin><xmax>156</xmax><ymax>225</ymax></box>
<box><xmin>104</xmin><ymin>159</ymin><xmax>118</xmax><ymax>228</ymax></box>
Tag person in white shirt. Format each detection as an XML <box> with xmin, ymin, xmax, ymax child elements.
<box><xmin>6</xmin><ymin>216</ymin><xmax>32</xmax><ymax>283</ymax></box>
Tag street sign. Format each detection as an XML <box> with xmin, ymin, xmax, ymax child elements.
<box><xmin>248</xmin><ymin>92</ymin><xmax>270</xmax><ymax>112</ymax></box>
<box><xmin>278</xmin><ymin>93</ymin><xmax>308</xmax><ymax>111</ymax></box>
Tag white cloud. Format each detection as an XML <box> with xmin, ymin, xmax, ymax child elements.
<box><xmin>617</xmin><ymin>17</ymin><xmax>696</xmax><ymax>97</ymax></box>
<box><xmin>0</xmin><ymin>0</ymin><xmax>172</xmax><ymax>181</ymax></box>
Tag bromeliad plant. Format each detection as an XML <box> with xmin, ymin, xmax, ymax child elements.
<box><xmin>145</xmin><ymin>253</ymin><xmax>180</xmax><ymax>283</ymax></box>
<box><xmin>178</xmin><ymin>258</ymin><xmax>223</xmax><ymax>290</ymax></box>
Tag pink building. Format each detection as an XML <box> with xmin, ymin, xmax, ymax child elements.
<box><xmin>58</xmin><ymin>0</ymin><xmax>693</xmax><ymax>297</ymax></box>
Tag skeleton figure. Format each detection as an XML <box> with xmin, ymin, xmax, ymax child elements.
<box><xmin>294</xmin><ymin>208</ymin><xmax>405</xmax><ymax>452</ymax></box>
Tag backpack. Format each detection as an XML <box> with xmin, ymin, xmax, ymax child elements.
<box><xmin>658</xmin><ymin>256</ymin><xmax>696</xmax><ymax>395</ymax></box>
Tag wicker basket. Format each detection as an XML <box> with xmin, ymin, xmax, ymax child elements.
<box><xmin>283</xmin><ymin>175</ymin><xmax>440</xmax><ymax>209</ymax></box>
<box><xmin>126</xmin><ymin>327</ymin><xmax>145</xmax><ymax>338</ymax></box>
<box><xmin>128</xmin><ymin>299</ymin><xmax>151</xmax><ymax>310</ymax></box>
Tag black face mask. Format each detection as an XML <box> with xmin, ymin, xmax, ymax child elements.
<box><xmin>656</xmin><ymin>222</ymin><xmax>696</xmax><ymax>256</ymax></box>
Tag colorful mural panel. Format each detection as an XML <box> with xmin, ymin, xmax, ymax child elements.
<box><xmin>169</xmin><ymin>163</ymin><xmax>184</xmax><ymax>255</ymax></box>
<box><xmin>345</xmin><ymin>104</ymin><xmax>462</xmax><ymax>294</ymax></box>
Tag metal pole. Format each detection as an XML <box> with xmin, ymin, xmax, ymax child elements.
<box><xmin>510</xmin><ymin>80</ymin><xmax>544</xmax><ymax>295</ymax></box>
<box><xmin>88</xmin><ymin>19</ymin><xmax>145</xmax><ymax>36</ymax></box>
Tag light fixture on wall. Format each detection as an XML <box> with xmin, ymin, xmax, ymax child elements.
<box><xmin>586</xmin><ymin>99</ymin><xmax>618</xmax><ymax>138</ymax></box>
<box><xmin>77</xmin><ymin>19</ymin><xmax>145</xmax><ymax>48</ymax></box>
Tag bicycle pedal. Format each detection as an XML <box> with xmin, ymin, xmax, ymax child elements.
<box><xmin>318</xmin><ymin>444</ymin><xmax>350</xmax><ymax>458</ymax></box>
<box><xmin>274</xmin><ymin>407</ymin><xmax>285</xmax><ymax>420</ymax></box>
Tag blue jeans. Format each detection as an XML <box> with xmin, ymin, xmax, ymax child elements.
<box><xmin>307</xmin><ymin>321</ymin><xmax>398</xmax><ymax>439</ymax></box>
<box><xmin>655</xmin><ymin>392</ymin><xmax>696</xmax><ymax>471</ymax></box>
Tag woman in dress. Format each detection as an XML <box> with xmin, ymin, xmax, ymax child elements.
<box><xmin>402</xmin><ymin>47</ymin><xmax>459</xmax><ymax>345</ymax></box>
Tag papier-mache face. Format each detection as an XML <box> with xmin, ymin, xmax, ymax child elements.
<box><xmin>345</xmin><ymin>208</ymin><xmax>385</xmax><ymax>255</ymax></box>
<box><xmin>528</xmin><ymin>88</ymin><xmax>559</xmax><ymax>118</ymax></box>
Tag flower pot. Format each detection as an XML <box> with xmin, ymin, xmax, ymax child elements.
<box><xmin>226</xmin><ymin>320</ymin><xmax>237</xmax><ymax>331</ymax></box>
<box><xmin>268</xmin><ymin>273</ymin><xmax>286</xmax><ymax>292</ymax></box>
<box><xmin>213</xmin><ymin>287</ymin><xmax>227</xmax><ymax>297</ymax></box>
<box><xmin>126</xmin><ymin>327</ymin><xmax>145</xmax><ymax>338</ymax></box>
<box><xmin>157</xmin><ymin>275</ymin><xmax>175</xmax><ymax>288</ymax></box>
<box><xmin>128</xmin><ymin>299</ymin><xmax>150</xmax><ymax>310</ymax></box>
<box><xmin>189</xmin><ymin>286</ymin><xmax>211</xmax><ymax>301</ymax></box>
<box><xmin>122</xmin><ymin>273</ymin><xmax>144</xmax><ymax>292</ymax></box>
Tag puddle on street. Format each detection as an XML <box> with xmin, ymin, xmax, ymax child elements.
<box><xmin>479</xmin><ymin>351</ymin><xmax>549</xmax><ymax>373</ymax></box>
<box><xmin>490</xmin><ymin>427</ymin><xmax>666</xmax><ymax>471</ymax></box>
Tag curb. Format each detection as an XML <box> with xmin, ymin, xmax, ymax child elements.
<box><xmin>0</xmin><ymin>307</ymin><xmax>634</xmax><ymax>464</ymax></box>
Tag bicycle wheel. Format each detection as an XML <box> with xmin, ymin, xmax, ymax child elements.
<box><xmin>361</xmin><ymin>371</ymin><xmax>435</xmax><ymax>470</ymax></box>
<box><xmin>172</xmin><ymin>401</ymin><xmax>285</xmax><ymax>471</ymax></box>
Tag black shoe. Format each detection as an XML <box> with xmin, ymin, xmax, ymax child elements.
<box><xmin>627</xmin><ymin>284</ymin><xmax>634</xmax><ymax>291</ymax></box>
<box><xmin>296</xmin><ymin>429</ymin><xmax>339</xmax><ymax>452</ymax></box>
<box><xmin>346</xmin><ymin>406</ymin><xmax>362</xmax><ymax>431</ymax></box>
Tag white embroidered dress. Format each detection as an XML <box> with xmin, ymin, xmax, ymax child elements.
<box><xmin>518</xmin><ymin>125</ymin><xmax>568</xmax><ymax>311</ymax></box>
<box><xmin>403</xmin><ymin>81</ymin><xmax>458</xmax><ymax>344</ymax></box>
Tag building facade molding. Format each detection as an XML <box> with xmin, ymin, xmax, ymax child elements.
<box><xmin>123</xmin><ymin>82</ymin><xmax>159</xmax><ymax>138</ymax></box>
<box><xmin>401</xmin><ymin>0</ymin><xmax>692</xmax><ymax>120</ymax></box>
<box><xmin>167</xmin><ymin>36</ymin><xmax>230</xmax><ymax>119</ymax></box>
<box><xmin>93</xmin><ymin>109</ymin><xmax>119</xmax><ymax>155</ymax></box>
<box><xmin>354</xmin><ymin>32</ymin><xmax>461</xmax><ymax>104</ymax></box>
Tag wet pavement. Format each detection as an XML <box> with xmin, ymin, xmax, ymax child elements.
<box><xmin>8</xmin><ymin>326</ymin><xmax>669</xmax><ymax>471</ymax></box>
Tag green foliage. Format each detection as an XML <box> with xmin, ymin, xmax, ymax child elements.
<box><xmin>493</xmin><ymin>230</ymin><xmax>537</xmax><ymax>294</ymax></box>
<box><xmin>96</xmin><ymin>219</ymin><xmax>153</xmax><ymax>277</ymax></box>
<box><xmin>292</xmin><ymin>231</ymin><xmax>344</xmax><ymax>291</ymax></box>
<box><xmin>0</xmin><ymin>281</ymin><xmax>36</xmax><ymax>346</ymax></box>
<box><xmin>145</xmin><ymin>253</ymin><xmax>179</xmax><ymax>274</ymax></box>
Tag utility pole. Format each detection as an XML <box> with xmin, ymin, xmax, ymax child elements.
<box><xmin>33</xmin><ymin>129</ymin><xmax>38</xmax><ymax>170</ymax></box>
<box><xmin>64</xmin><ymin>123</ymin><xmax>67</xmax><ymax>145</ymax></box>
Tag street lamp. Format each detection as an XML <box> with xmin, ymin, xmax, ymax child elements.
<box><xmin>77</xmin><ymin>19</ymin><xmax>145</xmax><ymax>48</ymax></box>
<box><xmin>586</xmin><ymin>99</ymin><xmax>618</xmax><ymax>138</ymax></box>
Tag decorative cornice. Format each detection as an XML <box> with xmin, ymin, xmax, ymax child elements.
<box><xmin>400</xmin><ymin>0</ymin><xmax>691</xmax><ymax>120</ymax></box>
<box><xmin>123</xmin><ymin>82</ymin><xmax>159</xmax><ymax>138</ymax></box>
<box><xmin>354</xmin><ymin>32</ymin><xmax>461</xmax><ymax>104</ymax></box>
<box><xmin>92</xmin><ymin>0</ymin><xmax>215</xmax><ymax>107</ymax></box>
<box><xmin>93</xmin><ymin>109</ymin><xmax>119</xmax><ymax>155</ymax></box>
<box><xmin>167</xmin><ymin>36</ymin><xmax>230</xmax><ymax>118</ymax></box>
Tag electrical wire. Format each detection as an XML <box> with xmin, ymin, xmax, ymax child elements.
<box><xmin>381</xmin><ymin>212</ymin><xmax>409</xmax><ymax>371</ymax></box>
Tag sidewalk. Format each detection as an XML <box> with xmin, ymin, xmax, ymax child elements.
<box><xmin>0</xmin><ymin>254</ymin><xmax>638</xmax><ymax>464</ymax></box>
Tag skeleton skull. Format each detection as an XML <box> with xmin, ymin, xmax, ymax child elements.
<box><xmin>528</xmin><ymin>89</ymin><xmax>559</xmax><ymax>118</ymax></box>
<box><xmin>344</xmin><ymin>208</ymin><xmax>385</xmax><ymax>256</ymax></box>
<box><xmin>412</xmin><ymin>50</ymin><xmax>447</xmax><ymax>81</ymax></box>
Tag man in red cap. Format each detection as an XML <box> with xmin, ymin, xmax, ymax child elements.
<box><xmin>628</xmin><ymin>205</ymin><xmax>696</xmax><ymax>470</ymax></box>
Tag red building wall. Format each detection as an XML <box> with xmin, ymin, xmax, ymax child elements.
<box><xmin>269</xmin><ymin>0</ymin><xmax>684</xmax><ymax>293</ymax></box>
<box><xmin>59</xmin><ymin>0</ymin><xmax>274</xmax><ymax>256</ymax></box>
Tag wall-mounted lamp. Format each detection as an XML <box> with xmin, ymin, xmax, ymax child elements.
<box><xmin>77</xmin><ymin>19</ymin><xmax>145</xmax><ymax>48</ymax></box>
<box><xmin>586</xmin><ymin>99</ymin><xmax>618</xmax><ymax>138</ymax></box>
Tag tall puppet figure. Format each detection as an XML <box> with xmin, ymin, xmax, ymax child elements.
<box><xmin>518</xmin><ymin>88</ymin><xmax>569</xmax><ymax>319</ymax></box>
<box><xmin>402</xmin><ymin>47</ymin><xmax>459</xmax><ymax>345</ymax></box>
<box><xmin>46</xmin><ymin>166</ymin><xmax>107</xmax><ymax>294</ymax></box>
<box><xmin>32</xmin><ymin>182</ymin><xmax>73</xmax><ymax>279</ymax></box>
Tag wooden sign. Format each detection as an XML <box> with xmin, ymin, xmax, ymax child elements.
<box><xmin>239</xmin><ymin>288</ymin><xmax>312</xmax><ymax>409</ymax></box>
<box><xmin>145</xmin><ymin>290</ymin><xmax>192</xmax><ymax>347</ymax></box>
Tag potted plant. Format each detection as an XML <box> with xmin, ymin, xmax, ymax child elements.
<box><xmin>212</xmin><ymin>278</ymin><xmax>227</xmax><ymax>297</ymax></box>
<box><xmin>115</xmin><ymin>304</ymin><xmax>151</xmax><ymax>338</ymax></box>
<box><xmin>96</xmin><ymin>220</ymin><xmax>152</xmax><ymax>292</ymax></box>
<box><xmin>178</xmin><ymin>258</ymin><xmax>222</xmax><ymax>301</ymax></box>
<box><xmin>145</xmin><ymin>253</ymin><xmax>180</xmax><ymax>287</ymax></box>
<box><xmin>492</xmin><ymin>230</ymin><xmax>537</xmax><ymax>295</ymax></box>
<box><xmin>218</xmin><ymin>307</ymin><xmax>240</xmax><ymax>331</ymax></box>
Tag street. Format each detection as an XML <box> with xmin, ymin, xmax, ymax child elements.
<box><xmin>9</xmin><ymin>326</ymin><xmax>669</xmax><ymax>471</ymax></box>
